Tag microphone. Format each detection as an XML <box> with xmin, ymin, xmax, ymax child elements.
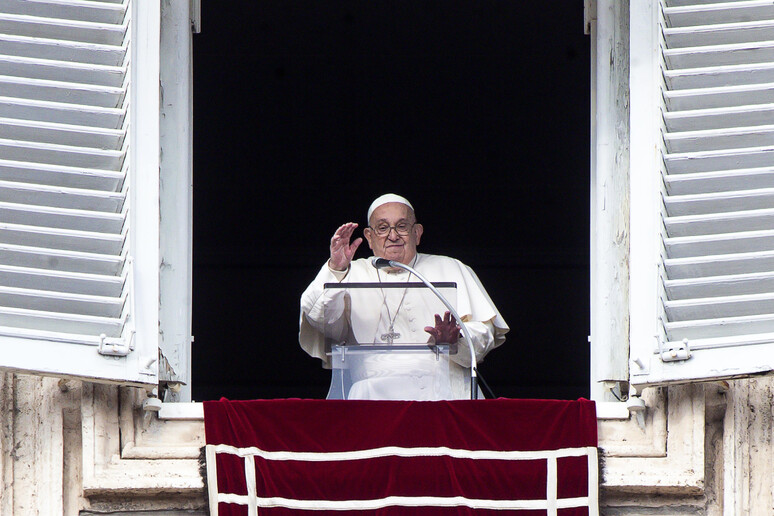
<box><xmin>370</xmin><ymin>257</ymin><xmax>393</xmax><ymax>269</ymax></box>
<box><xmin>369</xmin><ymin>255</ymin><xmax>479</xmax><ymax>399</ymax></box>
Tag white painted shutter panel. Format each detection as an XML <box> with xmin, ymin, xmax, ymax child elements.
<box><xmin>0</xmin><ymin>0</ymin><xmax>159</xmax><ymax>385</ymax></box>
<box><xmin>631</xmin><ymin>0</ymin><xmax>774</xmax><ymax>387</ymax></box>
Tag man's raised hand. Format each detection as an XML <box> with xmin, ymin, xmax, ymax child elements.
<box><xmin>329</xmin><ymin>222</ymin><xmax>362</xmax><ymax>271</ymax></box>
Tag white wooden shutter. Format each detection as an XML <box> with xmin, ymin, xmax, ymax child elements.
<box><xmin>630</xmin><ymin>0</ymin><xmax>774</xmax><ymax>387</ymax></box>
<box><xmin>0</xmin><ymin>0</ymin><xmax>160</xmax><ymax>385</ymax></box>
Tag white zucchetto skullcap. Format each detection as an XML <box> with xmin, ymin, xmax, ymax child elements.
<box><xmin>367</xmin><ymin>193</ymin><xmax>414</xmax><ymax>222</ymax></box>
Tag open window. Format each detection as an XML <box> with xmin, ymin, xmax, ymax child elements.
<box><xmin>0</xmin><ymin>1</ymin><xmax>193</xmax><ymax>393</ymax></box>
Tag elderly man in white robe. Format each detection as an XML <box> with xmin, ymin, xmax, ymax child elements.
<box><xmin>300</xmin><ymin>193</ymin><xmax>509</xmax><ymax>400</ymax></box>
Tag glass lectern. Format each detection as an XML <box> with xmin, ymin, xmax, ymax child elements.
<box><xmin>322</xmin><ymin>281</ymin><xmax>457</xmax><ymax>400</ymax></box>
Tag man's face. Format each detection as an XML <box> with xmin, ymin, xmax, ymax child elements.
<box><xmin>364</xmin><ymin>202</ymin><xmax>423</xmax><ymax>265</ymax></box>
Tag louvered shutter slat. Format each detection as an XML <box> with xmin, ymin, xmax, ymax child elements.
<box><xmin>0</xmin><ymin>33</ymin><xmax>126</xmax><ymax>66</ymax></box>
<box><xmin>664</xmin><ymin>62</ymin><xmax>774</xmax><ymax>89</ymax></box>
<box><xmin>666</xmin><ymin>292</ymin><xmax>774</xmax><ymax>320</ymax></box>
<box><xmin>0</xmin><ymin>76</ymin><xmax>125</xmax><ymax>107</ymax></box>
<box><xmin>665</xmin><ymin>167</ymin><xmax>774</xmax><ymax>195</ymax></box>
<box><xmin>665</xmin><ymin>104</ymin><xmax>774</xmax><ymax>131</ymax></box>
<box><xmin>0</xmin><ymin>263</ymin><xmax>123</xmax><ymax>296</ymax></box>
<box><xmin>665</xmin><ymin>147</ymin><xmax>774</xmax><ymax>174</ymax></box>
<box><xmin>0</xmin><ymin>0</ymin><xmax>127</xmax><ymax>25</ymax></box>
<box><xmin>0</xmin><ymin>118</ymin><xmax>125</xmax><ymax>148</ymax></box>
<box><xmin>665</xmin><ymin>41</ymin><xmax>774</xmax><ymax>69</ymax></box>
<box><xmin>0</xmin><ymin>139</ymin><xmax>125</xmax><ymax>169</ymax></box>
<box><xmin>664</xmin><ymin>188</ymin><xmax>774</xmax><ymax>214</ymax></box>
<box><xmin>0</xmin><ymin>243</ymin><xmax>123</xmax><ymax>275</ymax></box>
<box><xmin>0</xmin><ymin>307</ymin><xmax>122</xmax><ymax>335</ymax></box>
<box><xmin>0</xmin><ymin>97</ymin><xmax>125</xmax><ymax>128</ymax></box>
<box><xmin>664</xmin><ymin>314</ymin><xmax>774</xmax><ymax>340</ymax></box>
<box><xmin>665</xmin><ymin>83</ymin><xmax>774</xmax><ymax>111</ymax></box>
<box><xmin>665</xmin><ymin>209</ymin><xmax>774</xmax><ymax>236</ymax></box>
<box><xmin>665</xmin><ymin>270</ymin><xmax>774</xmax><ymax>299</ymax></box>
<box><xmin>0</xmin><ymin>160</ymin><xmax>124</xmax><ymax>190</ymax></box>
<box><xmin>0</xmin><ymin>204</ymin><xmax>124</xmax><ymax>233</ymax></box>
<box><xmin>0</xmin><ymin>286</ymin><xmax>123</xmax><ymax>318</ymax></box>
<box><xmin>665</xmin><ymin>230</ymin><xmax>774</xmax><ymax>258</ymax></box>
<box><xmin>664</xmin><ymin>125</ymin><xmax>774</xmax><ymax>153</ymax></box>
<box><xmin>665</xmin><ymin>20</ymin><xmax>774</xmax><ymax>47</ymax></box>
<box><xmin>664</xmin><ymin>2</ymin><xmax>774</xmax><ymax>27</ymax></box>
<box><xmin>0</xmin><ymin>54</ymin><xmax>125</xmax><ymax>86</ymax></box>
<box><xmin>666</xmin><ymin>0</ymin><xmax>754</xmax><ymax>7</ymax></box>
<box><xmin>0</xmin><ymin>181</ymin><xmax>125</xmax><ymax>211</ymax></box>
<box><xmin>0</xmin><ymin>14</ymin><xmax>126</xmax><ymax>46</ymax></box>
<box><xmin>0</xmin><ymin>222</ymin><xmax>125</xmax><ymax>253</ymax></box>
<box><xmin>665</xmin><ymin>250</ymin><xmax>774</xmax><ymax>279</ymax></box>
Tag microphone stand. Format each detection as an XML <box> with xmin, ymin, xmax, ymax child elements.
<box><xmin>372</xmin><ymin>258</ymin><xmax>478</xmax><ymax>400</ymax></box>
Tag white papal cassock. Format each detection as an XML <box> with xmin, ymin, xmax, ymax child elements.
<box><xmin>300</xmin><ymin>253</ymin><xmax>509</xmax><ymax>400</ymax></box>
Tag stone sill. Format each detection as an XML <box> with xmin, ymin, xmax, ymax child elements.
<box><xmin>158</xmin><ymin>401</ymin><xmax>204</xmax><ymax>420</ymax></box>
<box><xmin>158</xmin><ymin>401</ymin><xmax>631</xmax><ymax>421</ymax></box>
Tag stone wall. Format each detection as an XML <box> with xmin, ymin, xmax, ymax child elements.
<box><xmin>0</xmin><ymin>372</ymin><xmax>772</xmax><ymax>514</ymax></box>
<box><xmin>0</xmin><ymin>374</ymin><xmax>204</xmax><ymax>514</ymax></box>
<box><xmin>600</xmin><ymin>377</ymin><xmax>774</xmax><ymax>514</ymax></box>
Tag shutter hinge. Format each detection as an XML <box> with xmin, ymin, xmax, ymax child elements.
<box><xmin>658</xmin><ymin>337</ymin><xmax>691</xmax><ymax>363</ymax></box>
<box><xmin>98</xmin><ymin>332</ymin><xmax>135</xmax><ymax>357</ymax></box>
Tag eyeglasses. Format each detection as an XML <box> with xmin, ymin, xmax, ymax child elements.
<box><xmin>369</xmin><ymin>222</ymin><xmax>415</xmax><ymax>237</ymax></box>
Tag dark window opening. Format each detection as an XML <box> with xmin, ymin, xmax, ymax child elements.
<box><xmin>192</xmin><ymin>1</ymin><xmax>590</xmax><ymax>401</ymax></box>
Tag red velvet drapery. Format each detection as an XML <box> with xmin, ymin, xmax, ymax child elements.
<box><xmin>204</xmin><ymin>398</ymin><xmax>598</xmax><ymax>516</ymax></box>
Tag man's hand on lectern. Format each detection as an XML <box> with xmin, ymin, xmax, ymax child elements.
<box><xmin>425</xmin><ymin>311</ymin><xmax>461</xmax><ymax>354</ymax></box>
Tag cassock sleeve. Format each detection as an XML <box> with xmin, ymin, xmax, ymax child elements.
<box><xmin>420</xmin><ymin>256</ymin><xmax>508</xmax><ymax>368</ymax></box>
<box><xmin>449</xmin><ymin>319</ymin><xmax>497</xmax><ymax>368</ymax></box>
<box><xmin>299</xmin><ymin>262</ymin><xmax>349</xmax><ymax>368</ymax></box>
<box><xmin>448</xmin><ymin>259</ymin><xmax>509</xmax><ymax>360</ymax></box>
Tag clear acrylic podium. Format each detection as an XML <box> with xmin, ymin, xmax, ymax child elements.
<box><xmin>322</xmin><ymin>281</ymin><xmax>458</xmax><ymax>400</ymax></box>
<box><xmin>327</xmin><ymin>344</ymin><xmax>454</xmax><ymax>400</ymax></box>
